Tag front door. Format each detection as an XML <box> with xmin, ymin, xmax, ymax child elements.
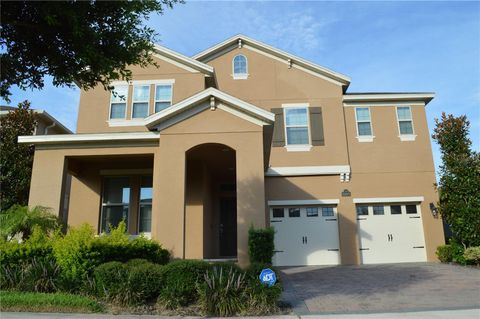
<box><xmin>219</xmin><ymin>197</ymin><xmax>237</xmax><ymax>257</ymax></box>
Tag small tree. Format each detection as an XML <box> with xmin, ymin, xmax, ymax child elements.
<box><xmin>432</xmin><ymin>113</ymin><xmax>480</xmax><ymax>247</ymax></box>
<box><xmin>0</xmin><ymin>101</ymin><xmax>37</xmax><ymax>211</ymax></box>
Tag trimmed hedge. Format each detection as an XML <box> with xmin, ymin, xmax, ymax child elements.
<box><xmin>464</xmin><ymin>246</ymin><xmax>480</xmax><ymax>265</ymax></box>
<box><xmin>436</xmin><ymin>244</ymin><xmax>452</xmax><ymax>263</ymax></box>
<box><xmin>248</xmin><ymin>226</ymin><xmax>275</xmax><ymax>264</ymax></box>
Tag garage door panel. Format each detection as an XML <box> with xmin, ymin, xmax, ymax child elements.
<box><xmin>357</xmin><ymin>203</ymin><xmax>427</xmax><ymax>264</ymax></box>
<box><xmin>271</xmin><ymin>206</ymin><xmax>340</xmax><ymax>266</ymax></box>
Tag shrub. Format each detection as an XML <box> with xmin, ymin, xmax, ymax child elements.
<box><xmin>0</xmin><ymin>205</ymin><xmax>60</xmax><ymax>240</ymax></box>
<box><xmin>94</xmin><ymin>260</ymin><xmax>163</xmax><ymax>305</ymax></box>
<box><xmin>0</xmin><ymin>257</ymin><xmax>62</xmax><ymax>293</ymax></box>
<box><xmin>53</xmin><ymin>222</ymin><xmax>170</xmax><ymax>290</ymax></box>
<box><xmin>436</xmin><ymin>244</ymin><xmax>452</xmax><ymax>263</ymax></box>
<box><xmin>243</xmin><ymin>263</ymin><xmax>282</xmax><ymax>315</ymax></box>
<box><xmin>449</xmin><ymin>238</ymin><xmax>467</xmax><ymax>265</ymax></box>
<box><xmin>248</xmin><ymin>226</ymin><xmax>275</xmax><ymax>264</ymax></box>
<box><xmin>198</xmin><ymin>266</ymin><xmax>246</xmax><ymax>316</ymax></box>
<box><xmin>157</xmin><ymin>259</ymin><xmax>210</xmax><ymax>309</ymax></box>
<box><xmin>0</xmin><ymin>227</ymin><xmax>53</xmax><ymax>267</ymax></box>
<box><xmin>464</xmin><ymin>246</ymin><xmax>480</xmax><ymax>265</ymax></box>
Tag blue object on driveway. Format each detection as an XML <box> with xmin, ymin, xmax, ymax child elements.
<box><xmin>259</xmin><ymin>268</ymin><xmax>276</xmax><ymax>287</ymax></box>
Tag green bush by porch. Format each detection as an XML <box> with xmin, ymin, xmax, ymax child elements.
<box><xmin>248</xmin><ymin>225</ymin><xmax>275</xmax><ymax>264</ymax></box>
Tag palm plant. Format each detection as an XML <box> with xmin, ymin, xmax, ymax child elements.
<box><xmin>0</xmin><ymin>205</ymin><xmax>60</xmax><ymax>240</ymax></box>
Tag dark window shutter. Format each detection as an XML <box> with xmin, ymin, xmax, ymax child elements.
<box><xmin>271</xmin><ymin>108</ymin><xmax>285</xmax><ymax>147</ymax></box>
<box><xmin>310</xmin><ymin>107</ymin><xmax>325</xmax><ymax>146</ymax></box>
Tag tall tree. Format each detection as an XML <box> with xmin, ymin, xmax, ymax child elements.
<box><xmin>0</xmin><ymin>101</ymin><xmax>37</xmax><ymax>211</ymax></box>
<box><xmin>432</xmin><ymin>113</ymin><xmax>480</xmax><ymax>247</ymax></box>
<box><xmin>0</xmin><ymin>0</ymin><xmax>181</xmax><ymax>101</ymax></box>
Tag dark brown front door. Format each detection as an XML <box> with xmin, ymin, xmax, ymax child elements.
<box><xmin>219</xmin><ymin>197</ymin><xmax>237</xmax><ymax>257</ymax></box>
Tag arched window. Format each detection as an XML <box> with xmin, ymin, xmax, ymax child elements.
<box><xmin>232</xmin><ymin>54</ymin><xmax>248</xmax><ymax>79</ymax></box>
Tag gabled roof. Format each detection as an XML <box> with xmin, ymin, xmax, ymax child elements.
<box><xmin>192</xmin><ymin>34</ymin><xmax>351</xmax><ymax>88</ymax></box>
<box><xmin>153</xmin><ymin>44</ymin><xmax>214</xmax><ymax>76</ymax></box>
<box><xmin>145</xmin><ymin>87</ymin><xmax>275</xmax><ymax>130</ymax></box>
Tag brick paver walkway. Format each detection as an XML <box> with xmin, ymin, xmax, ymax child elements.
<box><xmin>279</xmin><ymin>263</ymin><xmax>480</xmax><ymax>314</ymax></box>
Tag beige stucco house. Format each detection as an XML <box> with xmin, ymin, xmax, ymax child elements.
<box><xmin>20</xmin><ymin>35</ymin><xmax>444</xmax><ymax>266</ymax></box>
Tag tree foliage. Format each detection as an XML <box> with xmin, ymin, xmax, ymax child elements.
<box><xmin>432</xmin><ymin>113</ymin><xmax>480</xmax><ymax>247</ymax></box>
<box><xmin>0</xmin><ymin>0</ymin><xmax>182</xmax><ymax>101</ymax></box>
<box><xmin>0</xmin><ymin>205</ymin><xmax>61</xmax><ymax>240</ymax></box>
<box><xmin>0</xmin><ymin>101</ymin><xmax>37</xmax><ymax>211</ymax></box>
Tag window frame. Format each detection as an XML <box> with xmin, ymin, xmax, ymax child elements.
<box><xmin>137</xmin><ymin>176</ymin><xmax>153</xmax><ymax>235</ymax></box>
<box><xmin>109</xmin><ymin>85</ymin><xmax>129</xmax><ymax>120</ymax></box>
<box><xmin>395</xmin><ymin>106</ymin><xmax>416</xmax><ymax>141</ymax></box>
<box><xmin>154</xmin><ymin>84</ymin><xmax>173</xmax><ymax>113</ymax></box>
<box><xmin>354</xmin><ymin>107</ymin><xmax>374</xmax><ymax>142</ymax></box>
<box><xmin>131</xmin><ymin>85</ymin><xmax>151</xmax><ymax>119</ymax></box>
<box><xmin>100</xmin><ymin>176</ymin><xmax>131</xmax><ymax>233</ymax></box>
<box><xmin>232</xmin><ymin>54</ymin><xmax>248</xmax><ymax>80</ymax></box>
<box><xmin>282</xmin><ymin>104</ymin><xmax>312</xmax><ymax>151</ymax></box>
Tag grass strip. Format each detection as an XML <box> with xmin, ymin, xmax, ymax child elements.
<box><xmin>0</xmin><ymin>291</ymin><xmax>105</xmax><ymax>313</ymax></box>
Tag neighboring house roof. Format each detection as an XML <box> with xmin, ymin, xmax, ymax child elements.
<box><xmin>153</xmin><ymin>44</ymin><xmax>214</xmax><ymax>76</ymax></box>
<box><xmin>192</xmin><ymin>34</ymin><xmax>351</xmax><ymax>89</ymax></box>
<box><xmin>343</xmin><ymin>93</ymin><xmax>435</xmax><ymax>105</ymax></box>
<box><xmin>145</xmin><ymin>87</ymin><xmax>275</xmax><ymax>130</ymax></box>
<box><xmin>0</xmin><ymin>105</ymin><xmax>73</xmax><ymax>134</ymax></box>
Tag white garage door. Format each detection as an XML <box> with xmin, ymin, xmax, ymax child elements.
<box><xmin>270</xmin><ymin>206</ymin><xmax>340</xmax><ymax>266</ymax></box>
<box><xmin>357</xmin><ymin>203</ymin><xmax>427</xmax><ymax>264</ymax></box>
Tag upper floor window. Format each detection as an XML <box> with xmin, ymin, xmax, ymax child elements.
<box><xmin>355</xmin><ymin>107</ymin><xmax>373</xmax><ymax>142</ymax></box>
<box><xmin>396</xmin><ymin>106</ymin><xmax>416</xmax><ymax>141</ymax></box>
<box><xmin>132</xmin><ymin>85</ymin><xmax>150</xmax><ymax>119</ymax></box>
<box><xmin>284</xmin><ymin>107</ymin><xmax>310</xmax><ymax>146</ymax></box>
<box><xmin>110</xmin><ymin>86</ymin><xmax>128</xmax><ymax>119</ymax></box>
<box><xmin>155</xmin><ymin>84</ymin><xmax>173</xmax><ymax>112</ymax></box>
<box><xmin>232</xmin><ymin>54</ymin><xmax>248</xmax><ymax>79</ymax></box>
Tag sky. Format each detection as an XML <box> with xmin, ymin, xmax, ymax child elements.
<box><xmin>2</xmin><ymin>1</ymin><xmax>479</xmax><ymax>174</ymax></box>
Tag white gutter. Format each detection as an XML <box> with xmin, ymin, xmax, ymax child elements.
<box><xmin>18</xmin><ymin>132</ymin><xmax>160</xmax><ymax>145</ymax></box>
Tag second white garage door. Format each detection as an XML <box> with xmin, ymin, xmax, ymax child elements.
<box><xmin>357</xmin><ymin>203</ymin><xmax>427</xmax><ymax>264</ymax></box>
<box><xmin>270</xmin><ymin>206</ymin><xmax>341</xmax><ymax>266</ymax></box>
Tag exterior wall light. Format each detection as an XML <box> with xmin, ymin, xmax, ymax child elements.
<box><xmin>429</xmin><ymin>203</ymin><xmax>439</xmax><ymax>218</ymax></box>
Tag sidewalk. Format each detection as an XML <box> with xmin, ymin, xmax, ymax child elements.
<box><xmin>1</xmin><ymin>308</ymin><xmax>479</xmax><ymax>319</ymax></box>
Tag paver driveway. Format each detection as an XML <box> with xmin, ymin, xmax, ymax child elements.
<box><xmin>279</xmin><ymin>263</ymin><xmax>480</xmax><ymax>314</ymax></box>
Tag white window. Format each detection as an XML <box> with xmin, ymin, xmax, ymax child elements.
<box><xmin>109</xmin><ymin>86</ymin><xmax>128</xmax><ymax>119</ymax></box>
<box><xmin>132</xmin><ymin>85</ymin><xmax>150</xmax><ymax>119</ymax></box>
<box><xmin>396</xmin><ymin>106</ymin><xmax>416</xmax><ymax>141</ymax></box>
<box><xmin>101</xmin><ymin>177</ymin><xmax>130</xmax><ymax>233</ymax></box>
<box><xmin>232</xmin><ymin>54</ymin><xmax>248</xmax><ymax>79</ymax></box>
<box><xmin>155</xmin><ymin>84</ymin><xmax>173</xmax><ymax>112</ymax></box>
<box><xmin>284</xmin><ymin>107</ymin><xmax>310</xmax><ymax>146</ymax></box>
<box><xmin>138</xmin><ymin>176</ymin><xmax>152</xmax><ymax>234</ymax></box>
<box><xmin>355</xmin><ymin>107</ymin><xmax>374</xmax><ymax>142</ymax></box>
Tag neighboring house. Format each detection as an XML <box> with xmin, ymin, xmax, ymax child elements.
<box><xmin>1</xmin><ymin>105</ymin><xmax>72</xmax><ymax>135</ymax></box>
<box><xmin>19</xmin><ymin>35</ymin><xmax>444</xmax><ymax>266</ymax></box>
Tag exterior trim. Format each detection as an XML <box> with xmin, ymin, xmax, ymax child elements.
<box><xmin>107</xmin><ymin>119</ymin><xmax>146</xmax><ymax>127</ymax></box>
<box><xmin>18</xmin><ymin>132</ymin><xmax>160</xmax><ymax>145</ymax></box>
<box><xmin>353</xmin><ymin>196</ymin><xmax>425</xmax><ymax>204</ymax></box>
<box><xmin>266</xmin><ymin>165</ymin><xmax>351</xmax><ymax>177</ymax></box>
<box><xmin>268</xmin><ymin>199</ymin><xmax>340</xmax><ymax>206</ymax></box>
<box><xmin>100</xmin><ymin>169</ymin><xmax>153</xmax><ymax>175</ymax></box>
<box><xmin>111</xmin><ymin>79</ymin><xmax>175</xmax><ymax>86</ymax></box>
<box><xmin>153</xmin><ymin>44</ymin><xmax>214</xmax><ymax>76</ymax></box>
<box><xmin>343</xmin><ymin>93</ymin><xmax>434</xmax><ymax>105</ymax></box>
<box><xmin>192</xmin><ymin>34</ymin><xmax>350</xmax><ymax>87</ymax></box>
<box><xmin>145</xmin><ymin>87</ymin><xmax>275</xmax><ymax>129</ymax></box>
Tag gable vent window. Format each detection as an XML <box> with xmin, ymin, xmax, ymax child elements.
<box><xmin>396</xmin><ymin>106</ymin><xmax>416</xmax><ymax>141</ymax></box>
<box><xmin>232</xmin><ymin>54</ymin><xmax>248</xmax><ymax>79</ymax></box>
<box><xmin>109</xmin><ymin>86</ymin><xmax>128</xmax><ymax>119</ymax></box>
<box><xmin>155</xmin><ymin>84</ymin><xmax>173</xmax><ymax>112</ymax></box>
<box><xmin>132</xmin><ymin>85</ymin><xmax>150</xmax><ymax>118</ymax></box>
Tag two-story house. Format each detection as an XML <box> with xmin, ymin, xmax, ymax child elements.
<box><xmin>20</xmin><ymin>35</ymin><xmax>444</xmax><ymax>266</ymax></box>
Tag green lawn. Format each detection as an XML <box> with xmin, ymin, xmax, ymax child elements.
<box><xmin>0</xmin><ymin>291</ymin><xmax>104</xmax><ymax>313</ymax></box>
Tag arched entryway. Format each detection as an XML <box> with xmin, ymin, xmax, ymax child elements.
<box><xmin>185</xmin><ymin>143</ymin><xmax>237</xmax><ymax>259</ymax></box>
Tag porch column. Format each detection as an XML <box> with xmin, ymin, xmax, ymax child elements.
<box><xmin>152</xmin><ymin>138</ymin><xmax>186</xmax><ymax>258</ymax></box>
<box><xmin>236</xmin><ymin>136</ymin><xmax>266</xmax><ymax>266</ymax></box>
<box><xmin>28</xmin><ymin>149</ymin><xmax>67</xmax><ymax>217</ymax></box>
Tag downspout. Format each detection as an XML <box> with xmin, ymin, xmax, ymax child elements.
<box><xmin>44</xmin><ymin>121</ymin><xmax>56</xmax><ymax>134</ymax></box>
